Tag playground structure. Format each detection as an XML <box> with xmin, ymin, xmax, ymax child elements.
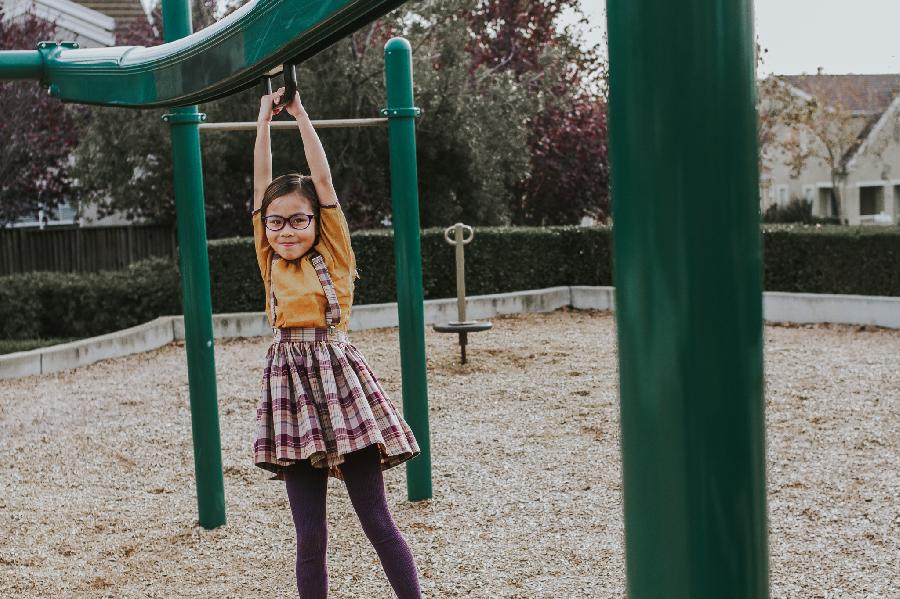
<box><xmin>0</xmin><ymin>0</ymin><xmax>434</xmax><ymax>529</ymax></box>
<box><xmin>1</xmin><ymin>0</ymin><xmax>769</xmax><ymax>596</ymax></box>
<box><xmin>432</xmin><ymin>223</ymin><xmax>493</xmax><ymax>364</ymax></box>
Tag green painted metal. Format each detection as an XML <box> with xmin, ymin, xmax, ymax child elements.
<box><xmin>0</xmin><ymin>0</ymin><xmax>405</xmax><ymax>107</ymax></box>
<box><xmin>162</xmin><ymin>0</ymin><xmax>224</xmax><ymax>530</ymax></box>
<box><xmin>0</xmin><ymin>50</ymin><xmax>43</xmax><ymax>79</ymax></box>
<box><xmin>384</xmin><ymin>37</ymin><xmax>432</xmax><ymax>501</ymax></box>
<box><xmin>606</xmin><ymin>0</ymin><xmax>768</xmax><ymax>596</ymax></box>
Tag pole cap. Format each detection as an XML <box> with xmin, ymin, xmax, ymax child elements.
<box><xmin>384</xmin><ymin>37</ymin><xmax>411</xmax><ymax>53</ymax></box>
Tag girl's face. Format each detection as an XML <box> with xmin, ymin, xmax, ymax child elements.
<box><xmin>264</xmin><ymin>192</ymin><xmax>316</xmax><ymax>261</ymax></box>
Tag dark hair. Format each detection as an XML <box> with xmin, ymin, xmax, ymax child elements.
<box><xmin>261</xmin><ymin>173</ymin><xmax>322</xmax><ymax>249</ymax></box>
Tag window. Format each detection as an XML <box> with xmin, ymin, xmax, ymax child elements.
<box><xmin>859</xmin><ymin>185</ymin><xmax>884</xmax><ymax>216</ymax></box>
<box><xmin>818</xmin><ymin>187</ymin><xmax>833</xmax><ymax>217</ymax></box>
<box><xmin>894</xmin><ymin>185</ymin><xmax>900</xmax><ymax>223</ymax></box>
<box><xmin>777</xmin><ymin>185</ymin><xmax>789</xmax><ymax>206</ymax></box>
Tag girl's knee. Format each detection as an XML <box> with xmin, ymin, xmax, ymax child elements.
<box><xmin>297</xmin><ymin>522</ymin><xmax>329</xmax><ymax>554</ymax></box>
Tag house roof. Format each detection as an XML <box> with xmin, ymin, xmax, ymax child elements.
<box><xmin>3</xmin><ymin>0</ymin><xmax>117</xmax><ymax>47</ymax></box>
<box><xmin>782</xmin><ymin>74</ymin><xmax>900</xmax><ymax>114</ymax></box>
<box><xmin>72</xmin><ymin>0</ymin><xmax>148</xmax><ymax>24</ymax></box>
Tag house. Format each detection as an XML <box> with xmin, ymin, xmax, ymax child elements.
<box><xmin>1</xmin><ymin>0</ymin><xmax>149</xmax><ymax>229</ymax></box>
<box><xmin>2</xmin><ymin>0</ymin><xmax>148</xmax><ymax>46</ymax></box>
<box><xmin>761</xmin><ymin>73</ymin><xmax>900</xmax><ymax>225</ymax></box>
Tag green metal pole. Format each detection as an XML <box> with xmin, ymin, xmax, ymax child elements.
<box><xmin>606</xmin><ymin>1</ymin><xmax>768</xmax><ymax>597</ymax></box>
<box><xmin>383</xmin><ymin>37</ymin><xmax>432</xmax><ymax>501</ymax></box>
<box><xmin>161</xmin><ymin>0</ymin><xmax>225</xmax><ymax>529</ymax></box>
<box><xmin>0</xmin><ymin>50</ymin><xmax>43</xmax><ymax>79</ymax></box>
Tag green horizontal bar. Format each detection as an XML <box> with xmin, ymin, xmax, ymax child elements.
<box><xmin>0</xmin><ymin>0</ymin><xmax>406</xmax><ymax>107</ymax></box>
<box><xmin>0</xmin><ymin>50</ymin><xmax>43</xmax><ymax>80</ymax></box>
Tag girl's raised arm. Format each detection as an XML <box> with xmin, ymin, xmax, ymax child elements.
<box><xmin>284</xmin><ymin>91</ymin><xmax>339</xmax><ymax>206</ymax></box>
<box><xmin>253</xmin><ymin>88</ymin><xmax>284</xmax><ymax>213</ymax></box>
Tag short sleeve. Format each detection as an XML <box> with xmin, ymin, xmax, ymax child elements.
<box><xmin>315</xmin><ymin>201</ymin><xmax>357</xmax><ymax>278</ymax></box>
<box><xmin>251</xmin><ymin>208</ymin><xmax>273</xmax><ymax>281</ymax></box>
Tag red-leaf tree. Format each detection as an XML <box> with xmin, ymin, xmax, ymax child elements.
<box><xmin>465</xmin><ymin>0</ymin><xmax>609</xmax><ymax>225</ymax></box>
<box><xmin>0</xmin><ymin>8</ymin><xmax>84</xmax><ymax>225</ymax></box>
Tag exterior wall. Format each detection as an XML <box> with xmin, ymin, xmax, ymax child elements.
<box><xmin>1</xmin><ymin>0</ymin><xmax>116</xmax><ymax>47</ymax></box>
<box><xmin>845</xmin><ymin>98</ymin><xmax>900</xmax><ymax>225</ymax></box>
<box><xmin>79</xmin><ymin>202</ymin><xmax>136</xmax><ymax>226</ymax></box>
<box><xmin>7</xmin><ymin>198</ymin><xmax>142</xmax><ymax>229</ymax></box>
<box><xmin>762</xmin><ymin>91</ymin><xmax>900</xmax><ymax>225</ymax></box>
<box><xmin>760</xmin><ymin>121</ymin><xmax>833</xmax><ymax>215</ymax></box>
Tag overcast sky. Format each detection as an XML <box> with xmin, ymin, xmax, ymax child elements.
<box><xmin>561</xmin><ymin>0</ymin><xmax>900</xmax><ymax>76</ymax></box>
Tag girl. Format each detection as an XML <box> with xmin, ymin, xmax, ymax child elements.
<box><xmin>251</xmin><ymin>85</ymin><xmax>423</xmax><ymax>599</ymax></box>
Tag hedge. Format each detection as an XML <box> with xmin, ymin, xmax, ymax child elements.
<box><xmin>208</xmin><ymin>225</ymin><xmax>611</xmax><ymax>313</ymax></box>
<box><xmin>0</xmin><ymin>257</ymin><xmax>180</xmax><ymax>340</ymax></box>
<box><xmin>1</xmin><ymin>225</ymin><xmax>897</xmax><ymax>341</ymax></box>
<box><xmin>762</xmin><ymin>225</ymin><xmax>900</xmax><ymax>295</ymax></box>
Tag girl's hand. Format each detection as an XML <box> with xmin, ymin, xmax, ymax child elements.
<box><xmin>284</xmin><ymin>90</ymin><xmax>305</xmax><ymax>119</ymax></box>
<box><xmin>258</xmin><ymin>86</ymin><xmax>285</xmax><ymax>124</ymax></box>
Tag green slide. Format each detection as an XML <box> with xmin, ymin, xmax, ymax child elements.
<box><xmin>0</xmin><ymin>0</ymin><xmax>404</xmax><ymax>106</ymax></box>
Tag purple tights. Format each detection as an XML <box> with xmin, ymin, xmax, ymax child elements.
<box><xmin>283</xmin><ymin>444</ymin><xmax>422</xmax><ymax>599</ymax></box>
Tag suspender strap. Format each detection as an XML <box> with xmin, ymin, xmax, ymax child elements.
<box><xmin>308</xmin><ymin>251</ymin><xmax>342</xmax><ymax>327</ymax></box>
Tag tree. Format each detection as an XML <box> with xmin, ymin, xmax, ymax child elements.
<box><xmin>465</xmin><ymin>0</ymin><xmax>609</xmax><ymax>225</ymax></box>
<box><xmin>74</xmin><ymin>0</ymin><xmax>533</xmax><ymax>234</ymax></box>
<box><xmin>0</xmin><ymin>8</ymin><xmax>85</xmax><ymax>226</ymax></box>
<box><xmin>71</xmin><ymin>0</ymin><xmax>607</xmax><ymax>234</ymax></box>
<box><xmin>758</xmin><ymin>74</ymin><xmax>884</xmax><ymax>221</ymax></box>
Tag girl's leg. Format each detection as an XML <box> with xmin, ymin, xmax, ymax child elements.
<box><xmin>284</xmin><ymin>459</ymin><xmax>330</xmax><ymax>599</ymax></box>
<box><xmin>340</xmin><ymin>445</ymin><xmax>423</xmax><ymax>599</ymax></box>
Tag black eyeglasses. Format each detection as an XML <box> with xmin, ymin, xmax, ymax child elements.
<box><xmin>264</xmin><ymin>212</ymin><xmax>315</xmax><ymax>231</ymax></box>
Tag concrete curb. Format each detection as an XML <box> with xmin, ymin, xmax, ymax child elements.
<box><xmin>2</xmin><ymin>286</ymin><xmax>898</xmax><ymax>379</ymax></box>
<box><xmin>763</xmin><ymin>291</ymin><xmax>900</xmax><ymax>328</ymax></box>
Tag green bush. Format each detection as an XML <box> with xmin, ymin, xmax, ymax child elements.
<box><xmin>0</xmin><ymin>257</ymin><xmax>180</xmax><ymax>340</ymax></box>
<box><xmin>762</xmin><ymin>224</ymin><xmax>900</xmax><ymax>296</ymax></box>
<box><xmin>762</xmin><ymin>198</ymin><xmax>840</xmax><ymax>225</ymax></box>
<box><xmin>1</xmin><ymin>225</ymin><xmax>897</xmax><ymax>342</ymax></box>
<box><xmin>206</xmin><ymin>225</ymin><xmax>612</xmax><ymax>312</ymax></box>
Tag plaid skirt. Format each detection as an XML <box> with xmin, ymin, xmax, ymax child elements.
<box><xmin>253</xmin><ymin>326</ymin><xmax>420</xmax><ymax>482</ymax></box>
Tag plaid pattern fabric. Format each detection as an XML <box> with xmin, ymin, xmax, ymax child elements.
<box><xmin>272</xmin><ymin>327</ymin><xmax>349</xmax><ymax>344</ymax></box>
<box><xmin>309</xmin><ymin>252</ymin><xmax>341</xmax><ymax>327</ymax></box>
<box><xmin>254</xmin><ymin>249</ymin><xmax>420</xmax><ymax>482</ymax></box>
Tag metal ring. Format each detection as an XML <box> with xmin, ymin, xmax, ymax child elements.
<box><xmin>442</xmin><ymin>226</ymin><xmax>455</xmax><ymax>245</ymax></box>
<box><xmin>443</xmin><ymin>223</ymin><xmax>474</xmax><ymax>245</ymax></box>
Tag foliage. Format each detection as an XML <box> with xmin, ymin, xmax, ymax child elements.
<box><xmin>762</xmin><ymin>197</ymin><xmax>816</xmax><ymax>224</ymax></box>
<box><xmin>69</xmin><ymin>2</ymin><xmax>172</xmax><ymax>228</ymax></box>
<box><xmin>510</xmin><ymin>97</ymin><xmax>609</xmax><ymax>225</ymax></box>
<box><xmin>5</xmin><ymin>224</ymin><xmax>900</xmax><ymax>342</ymax></box>
<box><xmin>763</xmin><ymin>225</ymin><xmax>900</xmax><ymax>296</ymax></box>
<box><xmin>70</xmin><ymin>0</ymin><xmax>609</xmax><ymax>236</ymax></box>
<box><xmin>0</xmin><ymin>8</ymin><xmax>85</xmax><ymax>225</ymax></box>
<box><xmin>0</xmin><ymin>257</ymin><xmax>180</xmax><ymax>340</ymax></box>
<box><xmin>465</xmin><ymin>0</ymin><xmax>609</xmax><ymax>224</ymax></box>
<box><xmin>0</xmin><ymin>338</ymin><xmax>80</xmax><ymax>354</ymax></box>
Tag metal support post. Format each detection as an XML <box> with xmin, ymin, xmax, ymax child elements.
<box><xmin>383</xmin><ymin>37</ymin><xmax>431</xmax><ymax>501</ymax></box>
<box><xmin>606</xmin><ymin>0</ymin><xmax>768</xmax><ymax>596</ymax></box>
<box><xmin>161</xmin><ymin>0</ymin><xmax>225</xmax><ymax>529</ymax></box>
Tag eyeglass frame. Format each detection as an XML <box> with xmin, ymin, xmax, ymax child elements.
<box><xmin>263</xmin><ymin>212</ymin><xmax>316</xmax><ymax>232</ymax></box>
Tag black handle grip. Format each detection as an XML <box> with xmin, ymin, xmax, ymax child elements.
<box><xmin>261</xmin><ymin>63</ymin><xmax>297</xmax><ymax>112</ymax></box>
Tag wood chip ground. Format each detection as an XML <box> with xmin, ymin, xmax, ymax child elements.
<box><xmin>0</xmin><ymin>309</ymin><xmax>897</xmax><ymax>598</ymax></box>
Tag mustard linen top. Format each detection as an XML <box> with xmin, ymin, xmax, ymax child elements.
<box><xmin>252</xmin><ymin>201</ymin><xmax>359</xmax><ymax>331</ymax></box>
